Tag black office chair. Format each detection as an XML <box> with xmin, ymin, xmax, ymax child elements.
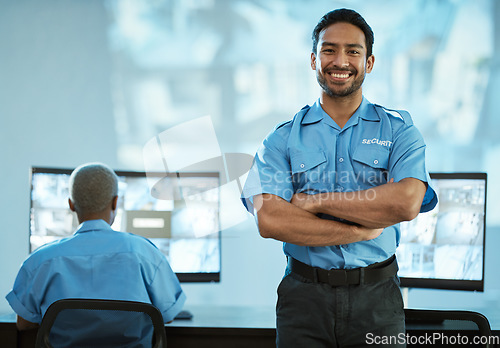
<box><xmin>405</xmin><ymin>308</ymin><xmax>493</xmax><ymax>348</ymax></box>
<box><xmin>35</xmin><ymin>298</ymin><xmax>167</xmax><ymax>348</ymax></box>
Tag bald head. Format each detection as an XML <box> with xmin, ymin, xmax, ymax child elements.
<box><xmin>69</xmin><ymin>163</ymin><xmax>118</xmax><ymax>219</ymax></box>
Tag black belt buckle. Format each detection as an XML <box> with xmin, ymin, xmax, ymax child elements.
<box><xmin>327</xmin><ymin>270</ymin><xmax>348</xmax><ymax>286</ymax></box>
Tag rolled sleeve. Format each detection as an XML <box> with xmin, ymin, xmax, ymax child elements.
<box><xmin>389</xmin><ymin>125</ymin><xmax>437</xmax><ymax>212</ymax></box>
<box><xmin>148</xmin><ymin>259</ymin><xmax>186</xmax><ymax>323</ymax></box>
<box><xmin>420</xmin><ymin>171</ymin><xmax>438</xmax><ymax>213</ymax></box>
<box><xmin>241</xmin><ymin>131</ymin><xmax>293</xmax><ymax>214</ymax></box>
<box><xmin>6</xmin><ymin>267</ymin><xmax>42</xmax><ymax>324</ymax></box>
<box><xmin>6</xmin><ymin>291</ymin><xmax>40</xmax><ymax>324</ymax></box>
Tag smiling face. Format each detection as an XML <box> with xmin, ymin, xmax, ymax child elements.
<box><xmin>311</xmin><ymin>22</ymin><xmax>374</xmax><ymax>99</ymax></box>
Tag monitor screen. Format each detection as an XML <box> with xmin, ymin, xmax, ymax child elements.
<box><xmin>29</xmin><ymin>167</ymin><xmax>221</xmax><ymax>282</ymax></box>
<box><xmin>397</xmin><ymin>173</ymin><xmax>487</xmax><ymax>291</ymax></box>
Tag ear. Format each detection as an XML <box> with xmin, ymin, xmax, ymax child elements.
<box><xmin>366</xmin><ymin>54</ymin><xmax>375</xmax><ymax>74</ymax></box>
<box><xmin>111</xmin><ymin>196</ymin><xmax>118</xmax><ymax>211</ymax></box>
<box><xmin>310</xmin><ymin>52</ymin><xmax>317</xmax><ymax>71</ymax></box>
<box><xmin>68</xmin><ymin>198</ymin><xmax>76</xmax><ymax>212</ymax></box>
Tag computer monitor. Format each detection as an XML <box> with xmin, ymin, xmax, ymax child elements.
<box><xmin>397</xmin><ymin>172</ymin><xmax>487</xmax><ymax>291</ymax></box>
<box><xmin>29</xmin><ymin>167</ymin><xmax>221</xmax><ymax>283</ymax></box>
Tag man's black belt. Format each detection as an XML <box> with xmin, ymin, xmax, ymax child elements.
<box><xmin>287</xmin><ymin>255</ymin><xmax>398</xmax><ymax>287</ymax></box>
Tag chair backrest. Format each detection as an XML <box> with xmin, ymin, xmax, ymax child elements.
<box><xmin>405</xmin><ymin>308</ymin><xmax>493</xmax><ymax>348</ymax></box>
<box><xmin>35</xmin><ymin>298</ymin><xmax>167</xmax><ymax>348</ymax></box>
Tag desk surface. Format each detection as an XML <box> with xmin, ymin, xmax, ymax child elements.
<box><xmin>0</xmin><ymin>305</ymin><xmax>277</xmax><ymax>328</ymax></box>
<box><xmin>2</xmin><ymin>305</ymin><xmax>500</xmax><ymax>328</ymax></box>
<box><xmin>167</xmin><ymin>305</ymin><xmax>276</xmax><ymax>329</ymax></box>
<box><xmin>2</xmin><ymin>304</ymin><xmax>500</xmax><ymax>328</ymax></box>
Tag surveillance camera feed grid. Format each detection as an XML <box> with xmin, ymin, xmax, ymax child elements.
<box><xmin>30</xmin><ymin>172</ymin><xmax>221</xmax><ymax>274</ymax></box>
<box><xmin>397</xmin><ymin>179</ymin><xmax>485</xmax><ymax>281</ymax></box>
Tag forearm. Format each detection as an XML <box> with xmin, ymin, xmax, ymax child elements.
<box><xmin>292</xmin><ymin>178</ymin><xmax>427</xmax><ymax>229</ymax></box>
<box><xmin>254</xmin><ymin>194</ymin><xmax>382</xmax><ymax>246</ymax></box>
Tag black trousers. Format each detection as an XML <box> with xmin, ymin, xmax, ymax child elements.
<box><xmin>276</xmin><ymin>271</ymin><xmax>406</xmax><ymax>348</ymax></box>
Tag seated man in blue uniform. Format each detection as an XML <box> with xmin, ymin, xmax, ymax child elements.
<box><xmin>241</xmin><ymin>8</ymin><xmax>437</xmax><ymax>348</ymax></box>
<box><xmin>6</xmin><ymin>162</ymin><xmax>186</xmax><ymax>336</ymax></box>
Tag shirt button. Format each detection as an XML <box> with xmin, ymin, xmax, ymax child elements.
<box><xmin>300</xmin><ymin>163</ymin><xmax>305</xmax><ymax>169</ymax></box>
<box><xmin>339</xmin><ymin>157</ymin><xmax>344</xmax><ymax>163</ymax></box>
<box><xmin>374</xmin><ymin>159</ymin><xmax>379</xmax><ymax>165</ymax></box>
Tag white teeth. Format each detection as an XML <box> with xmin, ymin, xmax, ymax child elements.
<box><xmin>331</xmin><ymin>73</ymin><xmax>349</xmax><ymax>79</ymax></box>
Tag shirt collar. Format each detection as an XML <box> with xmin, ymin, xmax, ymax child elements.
<box><xmin>357</xmin><ymin>97</ymin><xmax>379</xmax><ymax>121</ymax></box>
<box><xmin>301</xmin><ymin>100</ymin><xmax>324</xmax><ymax>125</ymax></box>
<box><xmin>301</xmin><ymin>97</ymin><xmax>379</xmax><ymax>126</ymax></box>
<box><xmin>75</xmin><ymin>219</ymin><xmax>113</xmax><ymax>234</ymax></box>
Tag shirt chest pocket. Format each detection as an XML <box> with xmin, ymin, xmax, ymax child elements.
<box><xmin>352</xmin><ymin>146</ymin><xmax>389</xmax><ymax>186</ymax></box>
<box><xmin>290</xmin><ymin>151</ymin><xmax>328</xmax><ymax>193</ymax></box>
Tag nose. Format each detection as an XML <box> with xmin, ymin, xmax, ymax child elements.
<box><xmin>332</xmin><ymin>52</ymin><xmax>349</xmax><ymax>68</ymax></box>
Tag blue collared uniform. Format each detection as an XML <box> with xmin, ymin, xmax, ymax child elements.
<box><xmin>6</xmin><ymin>219</ymin><xmax>186</xmax><ymax>324</ymax></box>
<box><xmin>242</xmin><ymin>97</ymin><xmax>437</xmax><ymax>269</ymax></box>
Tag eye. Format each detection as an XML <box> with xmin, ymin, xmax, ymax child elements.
<box><xmin>322</xmin><ymin>48</ymin><xmax>334</xmax><ymax>54</ymax></box>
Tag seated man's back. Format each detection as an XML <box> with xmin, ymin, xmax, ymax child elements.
<box><xmin>6</xmin><ymin>163</ymin><xmax>186</xmax><ymax>345</ymax></box>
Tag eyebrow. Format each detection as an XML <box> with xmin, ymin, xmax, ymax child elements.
<box><xmin>321</xmin><ymin>42</ymin><xmax>365</xmax><ymax>50</ymax></box>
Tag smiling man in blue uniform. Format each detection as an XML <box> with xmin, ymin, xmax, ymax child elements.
<box><xmin>6</xmin><ymin>163</ymin><xmax>186</xmax><ymax>343</ymax></box>
<box><xmin>242</xmin><ymin>8</ymin><xmax>437</xmax><ymax>348</ymax></box>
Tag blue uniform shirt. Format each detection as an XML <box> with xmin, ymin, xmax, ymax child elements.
<box><xmin>242</xmin><ymin>97</ymin><xmax>437</xmax><ymax>269</ymax></box>
<box><xmin>6</xmin><ymin>219</ymin><xmax>186</xmax><ymax>324</ymax></box>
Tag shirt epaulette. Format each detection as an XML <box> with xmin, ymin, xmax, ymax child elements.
<box><xmin>274</xmin><ymin>120</ymin><xmax>292</xmax><ymax>130</ymax></box>
<box><xmin>275</xmin><ymin>119</ymin><xmax>292</xmax><ymax>130</ymax></box>
<box><xmin>275</xmin><ymin>105</ymin><xmax>310</xmax><ymax>130</ymax></box>
<box><xmin>373</xmin><ymin>104</ymin><xmax>413</xmax><ymax>126</ymax></box>
<box><xmin>292</xmin><ymin>104</ymin><xmax>311</xmax><ymax>122</ymax></box>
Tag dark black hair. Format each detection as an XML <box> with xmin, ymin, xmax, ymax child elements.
<box><xmin>312</xmin><ymin>8</ymin><xmax>374</xmax><ymax>57</ymax></box>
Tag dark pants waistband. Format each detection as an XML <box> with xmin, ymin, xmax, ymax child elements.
<box><xmin>287</xmin><ymin>255</ymin><xmax>398</xmax><ymax>287</ymax></box>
